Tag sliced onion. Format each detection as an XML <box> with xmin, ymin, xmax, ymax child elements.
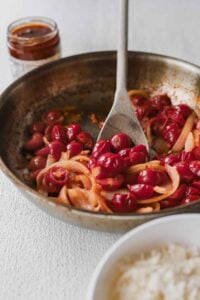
<box><xmin>36</xmin><ymin>159</ymin><xmax>90</xmax><ymax>190</ymax></box>
<box><xmin>59</xmin><ymin>152</ymin><xmax>70</xmax><ymax>161</ymax></box>
<box><xmin>154</xmin><ymin>184</ymin><xmax>171</xmax><ymax>194</ymax></box>
<box><xmin>46</xmin><ymin>154</ymin><xmax>56</xmax><ymax>167</ymax></box>
<box><xmin>137</xmin><ymin>164</ymin><xmax>180</xmax><ymax>204</ymax></box>
<box><xmin>152</xmin><ymin>202</ymin><xmax>160</xmax><ymax>212</ymax></box>
<box><xmin>89</xmin><ymin>176</ymin><xmax>113</xmax><ymax>212</ymax></box>
<box><xmin>43</xmin><ymin>136</ymin><xmax>50</xmax><ymax>145</ymax></box>
<box><xmin>68</xmin><ymin>188</ymin><xmax>100</xmax><ymax>211</ymax></box>
<box><xmin>146</xmin><ymin>122</ymin><xmax>153</xmax><ymax>145</ymax></box>
<box><xmin>193</xmin><ymin>129</ymin><xmax>200</xmax><ymax>147</ymax></box>
<box><xmin>74</xmin><ymin>175</ymin><xmax>92</xmax><ymax>189</ymax></box>
<box><xmin>71</xmin><ymin>155</ymin><xmax>90</xmax><ymax>162</ymax></box>
<box><xmin>184</xmin><ymin>132</ymin><xmax>195</xmax><ymax>152</ymax></box>
<box><xmin>172</xmin><ymin>112</ymin><xmax>196</xmax><ymax>152</ymax></box>
<box><xmin>89</xmin><ymin>190</ymin><xmax>112</xmax><ymax>213</ymax></box>
<box><xmin>127</xmin><ymin>160</ymin><xmax>165</xmax><ymax>174</ymax></box>
<box><xmin>58</xmin><ymin>185</ymin><xmax>71</xmax><ymax>205</ymax></box>
<box><xmin>137</xmin><ymin>202</ymin><xmax>160</xmax><ymax>213</ymax></box>
<box><xmin>128</xmin><ymin>89</ymin><xmax>149</xmax><ymax>98</ymax></box>
<box><xmin>136</xmin><ymin>206</ymin><xmax>153</xmax><ymax>213</ymax></box>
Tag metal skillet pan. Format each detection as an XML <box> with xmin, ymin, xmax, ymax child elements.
<box><xmin>0</xmin><ymin>51</ymin><xmax>200</xmax><ymax>232</ymax></box>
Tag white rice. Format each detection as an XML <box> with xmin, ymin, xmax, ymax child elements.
<box><xmin>110</xmin><ymin>244</ymin><xmax>200</xmax><ymax>300</ymax></box>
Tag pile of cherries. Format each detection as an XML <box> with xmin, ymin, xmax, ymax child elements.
<box><xmin>88</xmin><ymin>136</ymin><xmax>200</xmax><ymax>212</ymax></box>
<box><xmin>24</xmin><ymin>97</ymin><xmax>200</xmax><ymax>213</ymax></box>
<box><xmin>130</xmin><ymin>94</ymin><xmax>192</xmax><ymax>149</ymax></box>
<box><xmin>24</xmin><ymin>109</ymin><xmax>94</xmax><ymax>180</ymax></box>
<box><xmin>158</xmin><ymin>148</ymin><xmax>200</xmax><ymax>208</ymax></box>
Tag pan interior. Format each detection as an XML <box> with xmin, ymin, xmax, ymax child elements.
<box><xmin>0</xmin><ymin>52</ymin><xmax>200</xmax><ymax>187</ymax></box>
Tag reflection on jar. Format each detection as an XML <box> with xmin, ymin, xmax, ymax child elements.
<box><xmin>7</xmin><ymin>17</ymin><xmax>61</xmax><ymax>79</ymax></box>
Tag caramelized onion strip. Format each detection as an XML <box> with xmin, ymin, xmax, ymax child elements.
<box><xmin>172</xmin><ymin>112</ymin><xmax>196</xmax><ymax>152</ymax></box>
<box><xmin>58</xmin><ymin>185</ymin><xmax>71</xmax><ymax>205</ymax></box>
<box><xmin>128</xmin><ymin>90</ymin><xmax>149</xmax><ymax>98</ymax></box>
<box><xmin>127</xmin><ymin>161</ymin><xmax>165</xmax><ymax>174</ymax></box>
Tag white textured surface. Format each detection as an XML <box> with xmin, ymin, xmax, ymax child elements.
<box><xmin>0</xmin><ymin>1</ymin><xmax>200</xmax><ymax>299</ymax></box>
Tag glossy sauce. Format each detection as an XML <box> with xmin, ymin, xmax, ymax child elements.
<box><xmin>8</xmin><ymin>23</ymin><xmax>60</xmax><ymax>60</ymax></box>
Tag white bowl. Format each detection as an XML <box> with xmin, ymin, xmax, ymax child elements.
<box><xmin>87</xmin><ymin>214</ymin><xmax>200</xmax><ymax>300</ymax></box>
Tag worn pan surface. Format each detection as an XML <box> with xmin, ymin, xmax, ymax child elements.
<box><xmin>0</xmin><ymin>51</ymin><xmax>200</xmax><ymax>232</ymax></box>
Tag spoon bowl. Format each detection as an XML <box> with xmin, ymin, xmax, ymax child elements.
<box><xmin>98</xmin><ymin>0</ymin><xmax>149</xmax><ymax>151</ymax></box>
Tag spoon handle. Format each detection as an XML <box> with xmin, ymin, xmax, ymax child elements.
<box><xmin>116</xmin><ymin>0</ymin><xmax>128</xmax><ymax>92</ymax></box>
<box><xmin>97</xmin><ymin>0</ymin><xmax>149</xmax><ymax>152</ymax></box>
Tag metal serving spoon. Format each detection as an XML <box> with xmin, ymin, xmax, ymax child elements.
<box><xmin>98</xmin><ymin>0</ymin><xmax>149</xmax><ymax>152</ymax></box>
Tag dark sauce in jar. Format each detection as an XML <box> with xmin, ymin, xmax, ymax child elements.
<box><xmin>7</xmin><ymin>17</ymin><xmax>61</xmax><ymax>77</ymax></box>
<box><xmin>14</xmin><ymin>24</ymin><xmax>52</xmax><ymax>39</ymax></box>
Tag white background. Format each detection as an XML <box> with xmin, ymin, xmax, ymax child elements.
<box><xmin>0</xmin><ymin>1</ymin><xmax>200</xmax><ymax>299</ymax></box>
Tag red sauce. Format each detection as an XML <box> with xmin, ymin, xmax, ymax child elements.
<box><xmin>8</xmin><ymin>22</ymin><xmax>60</xmax><ymax>60</ymax></box>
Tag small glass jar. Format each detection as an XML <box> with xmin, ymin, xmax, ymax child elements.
<box><xmin>7</xmin><ymin>17</ymin><xmax>61</xmax><ymax>79</ymax></box>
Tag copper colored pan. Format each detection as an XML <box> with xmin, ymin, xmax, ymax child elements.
<box><xmin>0</xmin><ymin>51</ymin><xmax>200</xmax><ymax>232</ymax></box>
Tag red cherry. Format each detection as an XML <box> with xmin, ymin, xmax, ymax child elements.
<box><xmin>192</xmin><ymin>180</ymin><xmax>200</xmax><ymax>190</ymax></box>
<box><xmin>189</xmin><ymin>161</ymin><xmax>200</xmax><ymax>177</ymax></box>
<box><xmin>192</xmin><ymin>147</ymin><xmax>200</xmax><ymax>160</ymax></box>
<box><xmin>151</xmin><ymin>115</ymin><xmax>168</xmax><ymax>136</ymax></box>
<box><xmin>42</xmin><ymin>174</ymin><xmax>60</xmax><ymax>194</ymax></box>
<box><xmin>36</xmin><ymin>146</ymin><xmax>50</xmax><ymax>157</ymax></box>
<box><xmin>110</xmin><ymin>133</ymin><xmax>132</xmax><ymax>152</ymax></box>
<box><xmin>167</xmin><ymin>108</ymin><xmax>185</xmax><ymax>127</ymax></box>
<box><xmin>46</xmin><ymin>167</ymin><xmax>69</xmax><ymax>187</ymax></box>
<box><xmin>130</xmin><ymin>95</ymin><xmax>146</xmax><ymax>106</ymax></box>
<box><xmin>120</xmin><ymin>146</ymin><xmax>148</xmax><ymax>164</ymax></box>
<box><xmin>66</xmin><ymin>141</ymin><xmax>83</xmax><ymax>158</ymax></box>
<box><xmin>162</xmin><ymin>123</ymin><xmax>181</xmax><ymax>146</ymax></box>
<box><xmin>109</xmin><ymin>193</ymin><xmax>137</xmax><ymax>213</ymax></box>
<box><xmin>126</xmin><ymin>152</ymin><xmax>147</xmax><ymax>167</ymax></box>
<box><xmin>175</xmin><ymin>162</ymin><xmax>195</xmax><ymax>183</ymax></box>
<box><xmin>91</xmin><ymin>166</ymin><xmax>109</xmax><ymax>179</ymax></box>
<box><xmin>135</xmin><ymin>106</ymin><xmax>148</xmax><ymax>120</ymax></box>
<box><xmin>145</xmin><ymin>104</ymin><xmax>158</xmax><ymax>118</ymax></box>
<box><xmin>44</xmin><ymin>123</ymin><xmax>56</xmax><ymax>142</ymax></box>
<box><xmin>91</xmin><ymin>140</ymin><xmax>111</xmax><ymax>159</ymax></box>
<box><xmin>87</xmin><ymin>158</ymin><xmax>97</xmax><ymax>170</ymax></box>
<box><xmin>181</xmin><ymin>194</ymin><xmax>200</xmax><ymax>205</ymax></box>
<box><xmin>149</xmin><ymin>94</ymin><xmax>171</xmax><ymax>111</ymax></box>
<box><xmin>137</xmin><ymin>168</ymin><xmax>162</xmax><ymax>186</ymax></box>
<box><xmin>180</xmin><ymin>151</ymin><xmax>194</xmax><ymax>162</ymax></box>
<box><xmin>124</xmin><ymin>173</ymin><xmax>137</xmax><ymax>185</ymax></box>
<box><xmin>97</xmin><ymin>153</ymin><xmax>124</xmax><ymax>177</ymax></box>
<box><xmin>28</xmin><ymin>121</ymin><xmax>46</xmax><ymax>134</ymax></box>
<box><xmin>158</xmin><ymin>172</ymin><xmax>169</xmax><ymax>184</ymax></box>
<box><xmin>49</xmin><ymin>141</ymin><xmax>65</xmax><ymax>161</ymax></box>
<box><xmin>160</xmin><ymin>184</ymin><xmax>186</xmax><ymax>209</ymax></box>
<box><xmin>43</xmin><ymin>110</ymin><xmax>63</xmax><ymax>124</ymax></box>
<box><xmin>96</xmin><ymin>175</ymin><xmax>125</xmax><ymax>191</ymax></box>
<box><xmin>143</xmin><ymin>104</ymin><xmax>158</xmax><ymax>118</ymax></box>
<box><xmin>186</xmin><ymin>186</ymin><xmax>200</xmax><ymax>196</ymax></box>
<box><xmin>118</xmin><ymin>148</ymin><xmax>131</xmax><ymax>157</ymax></box>
<box><xmin>28</xmin><ymin>156</ymin><xmax>47</xmax><ymax>171</ymax></box>
<box><xmin>65</xmin><ymin>124</ymin><xmax>81</xmax><ymax>141</ymax></box>
<box><xmin>130</xmin><ymin>145</ymin><xmax>148</xmax><ymax>155</ymax></box>
<box><xmin>175</xmin><ymin>104</ymin><xmax>192</xmax><ymax>119</ymax></box>
<box><xmin>160</xmin><ymin>153</ymin><xmax>181</xmax><ymax>166</ymax></box>
<box><xmin>51</xmin><ymin>124</ymin><xmax>67</xmax><ymax>144</ymax></box>
<box><xmin>76</xmin><ymin>131</ymin><xmax>94</xmax><ymax>150</ymax></box>
<box><xmin>128</xmin><ymin>184</ymin><xmax>154</xmax><ymax>199</ymax></box>
<box><xmin>24</xmin><ymin>133</ymin><xmax>44</xmax><ymax>151</ymax></box>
